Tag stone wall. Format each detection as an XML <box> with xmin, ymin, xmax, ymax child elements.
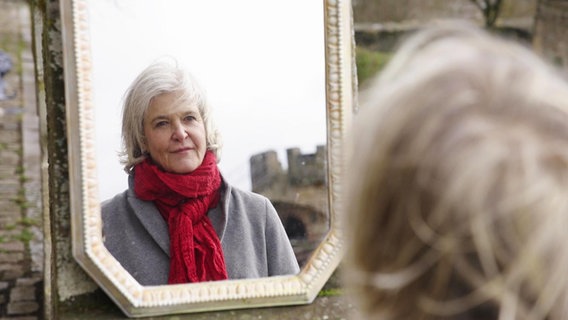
<box><xmin>533</xmin><ymin>0</ymin><xmax>568</xmax><ymax>70</ymax></box>
<box><xmin>353</xmin><ymin>0</ymin><xmax>537</xmax><ymax>54</ymax></box>
<box><xmin>31</xmin><ymin>0</ymin><xmax>98</xmax><ymax>318</ymax></box>
<box><xmin>250</xmin><ymin>147</ymin><xmax>328</xmax><ymax>214</ymax></box>
<box><xmin>352</xmin><ymin>0</ymin><xmax>536</xmax><ymax>25</ymax></box>
<box><xmin>0</xmin><ymin>1</ymin><xmax>43</xmax><ymax>318</ymax></box>
<box><xmin>250</xmin><ymin>147</ymin><xmax>329</xmax><ymax>266</ymax></box>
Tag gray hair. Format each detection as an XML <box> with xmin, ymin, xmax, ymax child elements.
<box><xmin>120</xmin><ymin>59</ymin><xmax>221</xmax><ymax>173</ymax></box>
<box><xmin>346</xmin><ymin>22</ymin><xmax>568</xmax><ymax>320</ymax></box>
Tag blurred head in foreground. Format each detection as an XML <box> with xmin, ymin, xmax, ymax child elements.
<box><xmin>345</xmin><ymin>22</ymin><xmax>568</xmax><ymax>319</ymax></box>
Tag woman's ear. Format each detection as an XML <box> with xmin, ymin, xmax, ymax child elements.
<box><xmin>140</xmin><ymin>134</ymin><xmax>147</xmax><ymax>148</ymax></box>
<box><xmin>139</xmin><ymin>138</ymin><xmax>148</xmax><ymax>155</ymax></box>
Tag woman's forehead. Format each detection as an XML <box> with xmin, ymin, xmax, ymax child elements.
<box><xmin>147</xmin><ymin>92</ymin><xmax>200</xmax><ymax>115</ymax></box>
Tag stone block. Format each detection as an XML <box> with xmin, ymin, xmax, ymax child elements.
<box><xmin>0</xmin><ymin>201</ymin><xmax>18</xmax><ymax>213</ymax></box>
<box><xmin>0</xmin><ymin>263</ymin><xmax>18</xmax><ymax>271</ymax></box>
<box><xmin>0</xmin><ymin>241</ymin><xmax>24</xmax><ymax>252</ymax></box>
<box><xmin>0</xmin><ymin>216</ymin><xmax>20</xmax><ymax>227</ymax></box>
<box><xmin>0</xmin><ymin>130</ymin><xmax>19</xmax><ymax>144</ymax></box>
<box><xmin>0</xmin><ymin>229</ymin><xmax>23</xmax><ymax>237</ymax></box>
<box><xmin>0</xmin><ymin>252</ymin><xmax>23</xmax><ymax>263</ymax></box>
<box><xmin>0</xmin><ymin>150</ymin><xmax>19</xmax><ymax>165</ymax></box>
<box><xmin>0</xmin><ymin>281</ymin><xmax>8</xmax><ymax>290</ymax></box>
<box><xmin>0</xmin><ymin>181</ymin><xmax>19</xmax><ymax>193</ymax></box>
<box><xmin>6</xmin><ymin>301</ymin><xmax>39</xmax><ymax>315</ymax></box>
<box><xmin>2</xmin><ymin>268</ymin><xmax>24</xmax><ymax>280</ymax></box>
<box><xmin>0</xmin><ymin>122</ymin><xmax>20</xmax><ymax>131</ymax></box>
<box><xmin>10</xmin><ymin>285</ymin><xmax>35</xmax><ymax>301</ymax></box>
<box><xmin>15</xmin><ymin>277</ymin><xmax>41</xmax><ymax>286</ymax></box>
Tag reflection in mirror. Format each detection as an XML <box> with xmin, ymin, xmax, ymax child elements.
<box><xmin>90</xmin><ymin>0</ymin><xmax>329</xmax><ymax>270</ymax></box>
<box><xmin>61</xmin><ymin>0</ymin><xmax>353</xmax><ymax>316</ymax></box>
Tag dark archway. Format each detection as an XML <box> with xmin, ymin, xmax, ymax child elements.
<box><xmin>284</xmin><ymin>217</ymin><xmax>306</xmax><ymax>239</ymax></box>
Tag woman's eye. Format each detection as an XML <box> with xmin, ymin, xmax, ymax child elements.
<box><xmin>183</xmin><ymin>115</ymin><xmax>196</xmax><ymax>122</ymax></box>
<box><xmin>155</xmin><ymin>121</ymin><xmax>168</xmax><ymax>128</ymax></box>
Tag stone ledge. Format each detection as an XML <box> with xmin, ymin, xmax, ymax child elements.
<box><xmin>59</xmin><ymin>289</ymin><xmax>357</xmax><ymax>320</ymax></box>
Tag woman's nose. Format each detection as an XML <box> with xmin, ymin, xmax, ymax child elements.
<box><xmin>171</xmin><ymin>122</ymin><xmax>188</xmax><ymax>141</ymax></box>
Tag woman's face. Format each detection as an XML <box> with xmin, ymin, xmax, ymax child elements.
<box><xmin>143</xmin><ymin>91</ymin><xmax>207</xmax><ymax>174</ymax></box>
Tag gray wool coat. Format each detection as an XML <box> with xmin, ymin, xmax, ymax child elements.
<box><xmin>101</xmin><ymin>176</ymin><xmax>300</xmax><ymax>286</ymax></box>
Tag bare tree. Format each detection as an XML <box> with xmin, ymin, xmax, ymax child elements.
<box><xmin>469</xmin><ymin>0</ymin><xmax>503</xmax><ymax>27</ymax></box>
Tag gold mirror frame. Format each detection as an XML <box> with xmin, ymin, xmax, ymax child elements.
<box><xmin>60</xmin><ymin>0</ymin><xmax>353</xmax><ymax>317</ymax></box>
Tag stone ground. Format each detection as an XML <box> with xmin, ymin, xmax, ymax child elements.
<box><xmin>0</xmin><ymin>0</ymin><xmax>43</xmax><ymax>319</ymax></box>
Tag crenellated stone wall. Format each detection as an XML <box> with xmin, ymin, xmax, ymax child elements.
<box><xmin>250</xmin><ymin>147</ymin><xmax>329</xmax><ymax>266</ymax></box>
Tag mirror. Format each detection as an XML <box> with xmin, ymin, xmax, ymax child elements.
<box><xmin>90</xmin><ymin>0</ymin><xmax>329</xmax><ymax>269</ymax></box>
<box><xmin>61</xmin><ymin>0</ymin><xmax>354</xmax><ymax>317</ymax></box>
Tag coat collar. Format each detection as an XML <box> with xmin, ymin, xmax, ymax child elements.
<box><xmin>126</xmin><ymin>174</ymin><xmax>231</xmax><ymax>256</ymax></box>
<box><xmin>207</xmin><ymin>180</ymin><xmax>230</xmax><ymax>242</ymax></box>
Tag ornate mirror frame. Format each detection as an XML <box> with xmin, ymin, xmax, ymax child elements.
<box><xmin>60</xmin><ymin>0</ymin><xmax>354</xmax><ymax>317</ymax></box>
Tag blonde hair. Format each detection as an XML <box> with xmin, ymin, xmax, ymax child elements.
<box><xmin>120</xmin><ymin>58</ymin><xmax>221</xmax><ymax>173</ymax></box>
<box><xmin>345</xmin><ymin>22</ymin><xmax>568</xmax><ymax>320</ymax></box>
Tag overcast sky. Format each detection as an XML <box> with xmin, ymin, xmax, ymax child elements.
<box><xmin>88</xmin><ymin>0</ymin><xmax>327</xmax><ymax>201</ymax></box>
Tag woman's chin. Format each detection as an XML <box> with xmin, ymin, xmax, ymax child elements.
<box><xmin>166</xmin><ymin>163</ymin><xmax>199</xmax><ymax>174</ymax></box>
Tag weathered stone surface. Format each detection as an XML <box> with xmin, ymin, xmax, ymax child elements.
<box><xmin>1</xmin><ymin>268</ymin><xmax>24</xmax><ymax>281</ymax></box>
<box><xmin>9</xmin><ymin>286</ymin><xmax>36</xmax><ymax>302</ymax></box>
<box><xmin>0</xmin><ymin>217</ymin><xmax>21</xmax><ymax>227</ymax></box>
<box><xmin>0</xmin><ymin>208</ymin><xmax>19</xmax><ymax>216</ymax></box>
<box><xmin>0</xmin><ymin>1</ymin><xmax>42</xmax><ymax>319</ymax></box>
<box><xmin>0</xmin><ymin>242</ymin><xmax>25</xmax><ymax>252</ymax></box>
<box><xmin>6</xmin><ymin>301</ymin><xmax>39</xmax><ymax>315</ymax></box>
<box><xmin>0</xmin><ymin>131</ymin><xmax>19</xmax><ymax>144</ymax></box>
<box><xmin>15</xmin><ymin>277</ymin><xmax>41</xmax><ymax>287</ymax></box>
<box><xmin>0</xmin><ymin>183</ymin><xmax>19</xmax><ymax>197</ymax></box>
<box><xmin>0</xmin><ymin>230</ymin><xmax>24</xmax><ymax>237</ymax></box>
<box><xmin>58</xmin><ymin>293</ymin><xmax>358</xmax><ymax>320</ymax></box>
<box><xmin>0</xmin><ymin>151</ymin><xmax>18</xmax><ymax>166</ymax></box>
<box><xmin>0</xmin><ymin>253</ymin><xmax>24</xmax><ymax>263</ymax></box>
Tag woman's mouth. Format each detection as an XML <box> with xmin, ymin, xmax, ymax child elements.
<box><xmin>172</xmin><ymin>147</ymin><xmax>192</xmax><ymax>153</ymax></box>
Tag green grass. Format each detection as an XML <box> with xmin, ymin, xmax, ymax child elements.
<box><xmin>318</xmin><ymin>288</ymin><xmax>343</xmax><ymax>297</ymax></box>
<box><xmin>356</xmin><ymin>47</ymin><xmax>392</xmax><ymax>85</ymax></box>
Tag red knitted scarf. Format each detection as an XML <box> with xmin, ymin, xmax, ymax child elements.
<box><xmin>133</xmin><ymin>151</ymin><xmax>228</xmax><ymax>284</ymax></box>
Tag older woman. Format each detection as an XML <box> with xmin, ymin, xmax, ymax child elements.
<box><xmin>102</xmin><ymin>60</ymin><xmax>299</xmax><ymax>286</ymax></box>
<box><xmin>345</xmin><ymin>23</ymin><xmax>568</xmax><ymax>319</ymax></box>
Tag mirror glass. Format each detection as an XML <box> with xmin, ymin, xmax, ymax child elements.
<box><xmin>61</xmin><ymin>0</ymin><xmax>353</xmax><ymax>317</ymax></box>
<box><xmin>91</xmin><ymin>0</ymin><xmax>329</xmax><ymax>268</ymax></box>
